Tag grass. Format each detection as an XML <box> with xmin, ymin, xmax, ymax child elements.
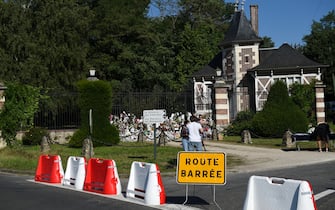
<box><xmin>0</xmin><ymin>141</ymin><xmax>245</xmax><ymax>176</ymax></box>
<box><xmin>0</xmin><ymin>136</ymin><xmax>324</xmax><ymax>177</ymax></box>
<box><xmin>219</xmin><ymin>135</ymin><xmax>321</xmax><ymax>149</ymax></box>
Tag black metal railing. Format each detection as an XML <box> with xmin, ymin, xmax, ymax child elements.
<box><xmin>33</xmin><ymin>90</ymin><xmax>194</xmax><ymax>129</ymax></box>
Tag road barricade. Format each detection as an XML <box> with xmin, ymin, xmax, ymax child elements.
<box><xmin>63</xmin><ymin>156</ymin><xmax>86</xmax><ymax>190</ymax></box>
<box><xmin>126</xmin><ymin>161</ymin><xmax>166</xmax><ymax>205</ymax></box>
<box><xmin>35</xmin><ymin>155</ymin><xmax>64</xmax><ymax>184</ymax></box>
<box><xmin>83</xmin><ymin>158</ymin><xmax>121</xmax><ymax>195</ymax></box>
<box><xmin>243</xmin><ymin>175</ymin><xmax>317</xmax><ymax>210</ymax></box>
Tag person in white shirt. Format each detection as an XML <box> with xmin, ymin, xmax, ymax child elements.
<box><xmin>187</xmin><ymin>115</ymin><xmax>204</xmax><ymax>151</ymax></box>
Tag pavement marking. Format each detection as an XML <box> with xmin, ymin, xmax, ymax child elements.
<box><xmin>314</xmin><ymin>189</ymin><xmax>335</xmax><ymax>200</ymax></box>
<box><xmin>28</xmin><ymin>179</ymin><xmax>201</xmax><ymax>210</ymax></box>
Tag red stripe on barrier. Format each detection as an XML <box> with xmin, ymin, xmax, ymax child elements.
<box><xmin>308</xmin><ymin>181</ymin><xmax>318</xmax><ymax>210</ymax></box>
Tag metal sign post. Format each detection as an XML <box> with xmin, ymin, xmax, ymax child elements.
<box><xmin>89</xmin><ymin>109</ymin><xmax>93</xmax><ymax>136</ymax></box>
<box><xmin>154</xmin><ymin>123</ymin><xmax>157</xmax><ymax>160</ymax></box>
<box><xmin>143</xmin><ymin>109</ymin><xmax>166</xmax><ymax>161</ymax></box>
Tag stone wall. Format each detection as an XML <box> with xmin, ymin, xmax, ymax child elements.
<box><xmin>0</xmin><ymin>129</ymin><xmax>76</xmax><ymax>149</ymax></box>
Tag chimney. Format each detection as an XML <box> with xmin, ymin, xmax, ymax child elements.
<box><xmin>250</xmin><ymin>5</ymin><xmax>259</xmax><ymax>36</ymax></box>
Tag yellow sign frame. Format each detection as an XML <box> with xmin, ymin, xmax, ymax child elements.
<box><xmin>176</xmin><ymin>152</ymin><xmax>226</xmax><ymax>185</ymax></box>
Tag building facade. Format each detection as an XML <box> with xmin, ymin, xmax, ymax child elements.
<box><xmin>192</xmin><ymin>3</ymin><xmax>329</xmax><ymax>129</ymax></box>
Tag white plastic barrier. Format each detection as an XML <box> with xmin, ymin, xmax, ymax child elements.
<box><xmin>63</xmin><ymin>156</ymin><xmax>86</xmax><ymax>190</ymax></box>
<box><xmin>243</xmin><ymin>175</ymin><xmax>317</xmax><ymax>210</ymax></box>
<box><xmin>126</xmin><ymin>161</ymin><xmax>166</xmax><ymax>205</ymax></box>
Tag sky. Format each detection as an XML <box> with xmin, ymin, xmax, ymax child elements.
<box><xmin>226</xmin><ymin>0</ymin><xmax>335</xmax><ymax>47</ymax></box>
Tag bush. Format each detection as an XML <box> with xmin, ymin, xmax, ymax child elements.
<box><xmin>93</xmin><ymin>124</ymin><xmax>120</xmax><ymax>146</ymax></box>
<box><xmin>68</xmin><ymin>80</ymin><xmax>120</xmax><ymax>147</ymax></box>
<box><xmin>68</xmin><ymin>129</ymin><xmax>87</xmax><ymax>148</ymax></box>
<box><xmin>251</xmin><ymin>81</ymin><xmax>308</xmax><ymax>137</ymax></box>
<box><xmin>0</xmin><ymin>83</ymin><xmax>42</xmax><ymax>147</ymax></box>
<box><xmin>22</xmin><ymin>127</ymin><xmax>49</xmax><ymax>145</ymax></box>
<box><xmin>226</xmin><ymin>111</ymin><xmax>254</xmax><ymax>136</ymax></box>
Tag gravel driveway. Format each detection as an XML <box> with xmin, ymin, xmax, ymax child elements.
<box><xmin>167</xmin><ymin>140</ymin><xmax>335</xmax><ymax>173</ymax></box>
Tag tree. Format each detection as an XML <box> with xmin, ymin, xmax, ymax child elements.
<box><xmin>0</xmin><ymin>1</ymin><xmax>92</xmax><ymax>91</ymax></box>
<box><xmin>87</xmin><ymin>0</ymin><xmax>160</xmax><ymax>91</ymax></box>
<box><xmin>252</xmin><ymin>81</ymin><xmax>308</xmax><ymax>137</ymax></box>
<box><xmin>0</xmin><ymin>1</ymin><xmax>32</xmax><ymax>85</ymax></box>
<box><xmin>172</xmin><ymin>0</ymin><xmax>234</xmax><ymax>90</ymax></box>
<box><xmin>260</xmin><ymin>36</ymin><xmax>274</xmax><ymax>48</ymax></box>
<box><xmin>27</xmin><ymin>0</ymin><xmax>92</xmax><ymax>90</ymax></box>
<box><xmin>303</xmin><ymin>10</ymin><xmax>335</xmax><ymax>100</ymax></box>
<box><xmin>290</xmin><ymin>82</ymin><xmax>316</xmax><ymax>124</ymax></box>
<box><xmin>0</xmin><ymin>83</ymin><xmax>42</xmax><ymax>147</ymax></box>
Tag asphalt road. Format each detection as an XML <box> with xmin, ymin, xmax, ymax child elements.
<box><xmin>1</xmin><ymin>160</ymin><xmax>335</xmax><ymax>210</ymax></box>
<box><xmin>163</xmin><ymin>160</ymin><xmax>335</xmax><ymax>209</ymax></box>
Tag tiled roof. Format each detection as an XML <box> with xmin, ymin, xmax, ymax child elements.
<box><xmin>251</xmin><ymin>43</ymin><xmax>328</xmax><ymax>71</ymax></box>
<box><xmin>208</xmin><ymin>52</ymin><xmax>223</xmax><ymax>70</ymax></box>
<box><xmin>192</xmin><ymin>52</ymin><xmax>222</xmax><ymax>78</ymax></box>
<box><xmin>219</xmin><ymin>10</ymin><xmax>262</xmax><ymax>48</ymax></box>
<box><xmin>192</xmin><ymin>64</ymin><xmax>216</xmax><ymax>79</ymax></box>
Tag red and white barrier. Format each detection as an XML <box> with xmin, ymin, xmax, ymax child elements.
<box><xmin>83</xmin><ymin>158</ymin><xmax>121</xmax><ymax>195</ymax></box>
<box><xmin>35</xmin><ymin>155</ymin><xmax>64</xmax><ymax>184</ymax></box>
<box><xmin>63</xmin><ymin>156</ymin><xmax>86</xmax><ymax>190</ymax></box>
<box><xmin>126</xmin><ymin>161</ymin><xmax>166</xmax><ymax>205</ymax></box>
<box><xmin>243</xmin><ymin>175</ymin><xmax>317</xmax><ymax>210</ymax></box>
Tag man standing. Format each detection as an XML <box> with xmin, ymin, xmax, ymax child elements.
<box><xmin>187</xmin><ymin>115</ymin><xmax>204</xmax><ymax>151</ymax></box>
<box><xmin>180</xmin><ymin>120</ymin><xmax>190</xmax><ymax>151</ymax></box>
<box><xmin>315</xmin><ymin>122</ymin><xmax>331</xmax><ymax>152</ymax></box>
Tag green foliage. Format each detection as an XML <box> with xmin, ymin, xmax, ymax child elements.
<box><xmin>22</xmin><ymin>127</ymin><xmax>49</xmax><ymax>146</ymax></box>
<box><xmin>0</xmin><ymin>1</ymin><xmax>91</xmax><ymax>90</ymax></box>
<box><xmin>0</xmin><ymin>0</ymin><xmax>331</xmax><ymax>97</ymax></box>
<box><xmin>175</xmin><ymin>23</ymin><xmax>216</xmax><ymax>89</ymax></box>
<box><xmin>303</xmin><ymin>10</ymin><xmax>335</xmax><ymax>99</ymax></box>
<box><xmin>68</xmin><ymin>80</ymin><xmax>120</xmax><ymax>147</ymax></box>
<box><xmin>68</xmin><ymin>129</ymin><xmax>87</xmax><ymax>148</ymax></box>
<box><xmin>252</xmin><ymin>81</ymin><xmax>308</xmax><ymax>137</ymax></box>
<box><xmin>0</xmin><ymin>83</ymin><xmax>42</xmax><ymax>147</ymax></box>
<box><xmin>226</xmin><ymin>111</ymin><xmax>254</xmax><ymax>136</ymax></box>
<box><xmin>260</xmin><ymin>36</ymin><xmax>275</xmax><ymax>48</ymax></box>
<box><xmin>290</xmin><ymin>82</ymin><xmax>316</xmax><ymax>124</ymax></box>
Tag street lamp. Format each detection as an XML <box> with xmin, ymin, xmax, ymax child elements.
<box><xmin>87</xmin><ymin>68</ymin><xmax>98</xmax><ymax>81</ymax></box>
<box><xmin>216</xmin><ymin>68</ymin><xmax>222</xmax><ymax>78</ymax></box>
<box><xmin>89</xmin><ymin>69</ymin><xmax>96</xmax><ymax>77</ymax></box>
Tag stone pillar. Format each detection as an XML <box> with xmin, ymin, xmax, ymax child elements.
<box><xmin>315</xmin><ymin>81</ymin><xmax>326</xmax><ymax>123</ymax></box>
<box><xmin>82</xmin><ymin>138</ymin><xmax>94</xmax><ymax>159</ymax></box>
<box><xmin>282</xmin><ymin>130</ymin><xmax>293</xmax><ymax>147</ymax></box>
<box><xmin>40</xmin><ymin>136</ymin><xmax>50</xmax><ymax>154</ymax></box>
<box><xmin>241</xmin><ymin>130</ymin><xmax>252</xmax><ymax>144</ymax></box>
<box><xmin>214</xmin><ymin>80</ymin><xmax>230</xmax><ymax>130</ymax></box>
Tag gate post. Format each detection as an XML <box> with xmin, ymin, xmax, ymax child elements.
<box><xmin>315</xmin><ymin>81</ymin><xmax>326</xmax><ymax>123</ymax></box>
<box><xmin>214</xmin><ymin>80</ymin><xmax>230</xmax><ymax>132</ymax></box>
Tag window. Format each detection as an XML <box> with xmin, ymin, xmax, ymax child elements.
<box><xmin>245</xmin><ymin>55</ymin><xmax>249</xmax><ymax>64</ymax></box>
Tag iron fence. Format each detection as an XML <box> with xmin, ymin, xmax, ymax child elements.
<box><xmin>111</xmin><ymin>91</ymin><xmax>193</xmax><ymax>118</ymax></box>
<box><xmin>33</xmin><ymin>90</ymin><xmax>194</xmax><ymax>129</ymax></box>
